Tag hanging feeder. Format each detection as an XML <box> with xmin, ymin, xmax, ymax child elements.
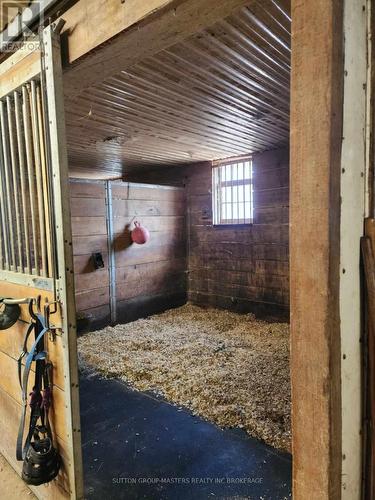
<box><xmin>131</xmin><ymin>221</ymin><xmax>150</xmax><ymax>245</ymax></box>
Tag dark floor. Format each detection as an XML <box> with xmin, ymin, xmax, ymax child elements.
<box><xmin>80</xmin><ymin>374</ymin><xmax>292</xmax><ymax>500</ymax></box>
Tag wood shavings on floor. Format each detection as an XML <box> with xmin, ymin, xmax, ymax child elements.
<box><xmin>78</xmin><ymin>304</ymin><xmax>291</xmax><ymax>452</ymax></box>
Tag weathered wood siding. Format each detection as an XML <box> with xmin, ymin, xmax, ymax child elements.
<box><xmin>70</xmin><ymin>180</ymin><xmax>187</xmax><ymax>330</ymax></box>
<box><xmin>111</xmin><ymin>182</ymin><xmax>187</xmax><ymax>323</ymax></box>
<box><xmin>186</xmin><ymin>147</ymin><xmax>289</xmax><ymax>319</ymax></box>
<box><xmin>70</xmin><ymin>180</ymin><xmax>111</xmax><ymax>331</ymax></box>
<box><xmin>128</xmin><ymin>147</ymin><xmax>290</xmax><ymax>320</ymax></box>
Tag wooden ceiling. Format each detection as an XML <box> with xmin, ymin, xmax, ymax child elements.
<box><xmin>64</xmin><ymin>0</ymin><xmax>291</xmax><ymax>178</ymax></box>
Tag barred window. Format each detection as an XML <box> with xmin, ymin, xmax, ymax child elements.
<box><xmin>212</xmin><ymin>157</ymin><xmax>253</xmax><ymax>225</ymax></box>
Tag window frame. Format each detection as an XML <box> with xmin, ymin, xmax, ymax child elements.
<box><xmin>212</xmin><ymin>156</ymin><xmax>254</xmax><ymax>226</ymax></box>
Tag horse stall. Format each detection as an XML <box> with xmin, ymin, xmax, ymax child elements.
<box><xmin>70</xmin><ymin>149</ymin><xmax>292</xmax><ymax>497</ymax></box>
<box><xmin>0</xmin><ymin>0</ymin><xmax>370</xmax><ymax>499</ymax></box>
<box><xmin>65</xmin><ymin>1</ymin><xmax>293</xmax><ymax>494</ymax></box>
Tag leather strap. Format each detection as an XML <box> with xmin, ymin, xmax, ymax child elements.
<box><xmin>16</xmin><ymin>314</ymin><xmax>49</xmax><ymax>461</ymax></box>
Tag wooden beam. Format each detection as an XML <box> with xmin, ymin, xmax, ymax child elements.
<box><xmin>0</xmin><ymin>43</ymin><xmax>40</xmax><ymax>98</ymax></box>
<box><xmin>61</xmin><ymin>0</ymin><xmax>174</xmax><ymax>63</ymax></box>
<box><xmin>61</xmin><ymin>0</ymin><xmax>256</xmax><ymax>96</ymax></box>
<box><xmin>290</xmin><ymin>0</ymin><xmax>343</xmax><ymax>499</ymax></box>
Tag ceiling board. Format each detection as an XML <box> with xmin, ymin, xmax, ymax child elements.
<box><xmin>64</xmin><ymin>0</ymin><xmax>290</xmax><ymax>177</ymax></box>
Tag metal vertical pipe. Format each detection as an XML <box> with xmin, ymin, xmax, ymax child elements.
<box><xmin>0</xmin><ymin>100</ymin><xmax>16</xmax><ymax>270</ymax></box>
<box><xmin>14</xmin><ymin>90</ymin><xmax>31</xmax><ymax>274</ymax></box>
<box><xmin>0</xmin><ymin>146</ymin><xmax>6</xmax><ymax>269</ymax></box>
<box><xmin>30</xmin><ymin>80</ymin><xmax>47</xmax><ymax>277</ymax></box>
<box><xmin>40</xmin><ymin>52</ymin><xmax>58</xmax><ymax>283</ymax></box>
<box><xmin>0</xmin><ymin>107</ymin><xmax>9</xmax><ymax>270</ymax></box>
<box><xmin>36</xmin><ymin>84</ymin><xmax>53</xmax><ymax>277</ymax></box>
<box><xmin>213</xmin><ymin>166</ymin><xmax>218</xmax><ymax>225</ymax></box>
<box><xmin>22</xmin><ymin>85</ymin><xmax>39</xmax><ymax>275</ymax></box>
<box><xmin>0</xmin><ymin>155</ymin><xmax>4</xmax><ymax>269</ymax></box>
<box><xmin>7</xmin><ymin>95</ymin><xmax>23</xmax><ymax>272</ymax></box>
<box><xmin>106</xmin><ymin>181</ymin><xmax>117</xmax><ymax>324</ymax></box>
<box><xmin>0</xmin><ymin>188</ymin><xmax>3</xmax><ymax>269</ymax></box>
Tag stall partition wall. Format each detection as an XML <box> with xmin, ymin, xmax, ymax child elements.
<box><xmin>0</xmin><ymin>27</ymin><xmax>83</xmax><ymax>500</ymax></box>
<box><xmin>70</xmin><ymin>180</ymin><xmax>187</xmax><ymax>331</ymax></box>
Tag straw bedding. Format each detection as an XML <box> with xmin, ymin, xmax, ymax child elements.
<box><xmin>78</xmin><ymin>304</ymin><xmax>291</xmax><ymax>452</ymax></box>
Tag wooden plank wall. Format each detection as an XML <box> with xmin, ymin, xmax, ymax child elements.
<box><xmin>111</xmin><ymin>182</ymin><xmax>187</xmax><ymax>323</ymax></box>
<box><xmin>128</xmin><ymin>146</ymin><xmax>290</xmax><ymax>320</ymax></box>
<box><xmin>70</xmin><ymin>181</ymin><xmax>111</xmax><ymax>331</ymax></box>
<box><xmin>186</xmin><ymin>147</ymin><xmax>289</xmax><ymax>319</ymax></box>
<box><xmin>69</xmin><ymin>180</ymin><xmax>187</xmax><ymax>330</ymax></box>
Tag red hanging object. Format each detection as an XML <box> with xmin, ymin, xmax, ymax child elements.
<box><xmin>131</xmin><ymin>221</ymin><xmax>150</xmax><ymax>245</ymax></box>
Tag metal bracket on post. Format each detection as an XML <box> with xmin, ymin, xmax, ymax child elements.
<box><xmin>105</xmin><ymin>180</ymin><xmax>117</xmax><ymax>325</ymax></box>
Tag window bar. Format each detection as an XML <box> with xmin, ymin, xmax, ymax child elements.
<box><xmin>0</xmin><ymin>100</ymin><xmax>16</xmax><ymax>271</ymax></box>
<box><xmin>217</xmin><ymin>166</ymin><xmax>221</xmax><ymax>226</ymax></box>
<box><xmin>217</xmin><ymin>166</ymin><xmax>220</xmax><ymax>224</ymax></box>
<box><xmin>217</xmin><ymin>167</ymin><xmax>221</xmax><ymax>225</ymax></box>
<box><xmin>14</xmin><ymin>90</ymin><xmax>31</xmax><ymax>275</ymax></box>
<box><xmin>212</xmin><ymin>166</ymin><xmax>217</xmax><ymax>225</ymax></box>
<box><xmin>22</xmin><ymin>85</ymin><xmax>39</xmax><ymax>275</ymax></box>
<box><xmin>30</xmin><ymin>80</ymin><xmax>47</xmax><ymax>277</ymax></box>
<box><xmin>242</xmin><ymin>162</ymin><xmax>246</xmax><ymax>224</ymax></box>
<box><xmin>222</xmin><ymin>164</ymin><xmax>226</xmax><ymax>224</ymax></box>
<box><xmin>236</xmin><ymin>163</ymin><xmax>239</xmax><ymax>223</ymax></box>
<box><xmin>213</xmin><ymin>167</ymin><xmax>216</xmax><ymax>225</ymax></box>
<box><xmin>230</xmin><ymin>163</ymin><xmax>233</xmax><ymax>225</ymax></box>
<box><xmin>250</xmin><ymin>160</ymin><xmax>254</xmax><ymax>221</ymax></box>
<box><xmin>7</xmin><ymin>95</ymin><xmax>23</xmax><ymax>272</ymax></box>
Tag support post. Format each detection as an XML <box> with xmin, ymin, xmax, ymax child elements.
<box><xmin>290</xmin><ymin>0</ymin><xmax>344</xmax><ymax>498</ymax></box>
<box><xmin>42</xmin><ymin>23</ymin><xmax>84</xmax><ymax>499</ymax></box>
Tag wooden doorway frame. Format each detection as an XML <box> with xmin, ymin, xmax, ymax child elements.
<box><xmin>58</xmin><ymin>0</ymin><xmax>370</xmax><ymax>496</ymax></box>
<box><xmin>0</xmin><ymin>0</ymin><xmax>370</xmax><ymax>497</ymax></box>
<box><xmin>59</xmin><ymin>0</ymin><xmax>370</xmax><ymax>497</ymax></box>
<box><xmin>290</xmin><ymin>0</ymin><xmax>369</xmax><ymax>499</ymax></box>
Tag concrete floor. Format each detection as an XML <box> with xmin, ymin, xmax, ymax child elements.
<box><xmin>80</xmin><ymin>373</ymin><xmax>292</xmax><ymax>500</ymax></box>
